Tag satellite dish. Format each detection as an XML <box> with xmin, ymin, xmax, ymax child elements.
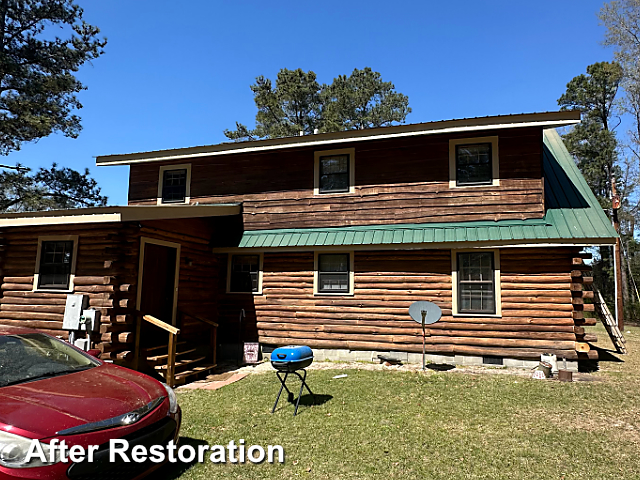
<box><xmin>409</xmin><ymin>301</ymin><xmax>442</xmax><ymax>325</ymax></box>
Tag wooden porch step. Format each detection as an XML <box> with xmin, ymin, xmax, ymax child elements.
<box><xmin>174</xmin><ymin>363</ymin><xmax>217</xmax><ymax>385</ymax></box>
<box><xmin>155</xmin><ymin>356</ymin><xmax>207</xmax><ymax>371</ymax></box>
<box><xmin>143</xmin><ymin>342</ymin><xmax>187</xmax><ymax>355</ymax></box>
<box><xmin>147</xmin><ymin>348</ymin><xmax>197</xmax><ymax>363</ymax></box>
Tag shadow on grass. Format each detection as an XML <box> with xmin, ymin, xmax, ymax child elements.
<box><xmin>426</xmin><ymin>363</ymin><xmax>456</xmax><ymax>372</ymax></box>
<box><xmin>272</xmin><ymin>394</ymin><xmax>333</xmax><ymax>414</ymax></box>
<box><xmin>154</xmin><ymin>437</ymin><xmax>208</xmax><ymax>480</ymax></box>
<box><xmin>577</xmin><ymin>345</ymin><xmax>624</xmax><ymax>372</ymax></box>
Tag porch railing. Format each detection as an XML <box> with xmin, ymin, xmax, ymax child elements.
<box><xmin>133</xmin><ymin>310</ymin><xmax>218</xmax><ymax>388</ymax></box>
<box><xmin>133</xmin><ymin>312</ymin><xmax>181</xmax><ymax>387</ymax></box>
<box><xmin>178</xmin><ymin>311</ymin><xmax>218</xmax><ymax>368</ymax></box>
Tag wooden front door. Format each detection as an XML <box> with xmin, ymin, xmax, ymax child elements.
<box><xmin>138</xmin><ymin>241</ymin><xmax>179</xmax><ymax>348</ymax></box>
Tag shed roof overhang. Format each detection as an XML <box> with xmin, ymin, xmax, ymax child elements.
<box><xmin>0</xmin><ymin>203</ymin><xmax>241</xmax><ymax>227</ymax></box>
<box><xmin>95</xmin><ymin>111</ymin><xmax>581</xmax><ymax>166</ymax></box>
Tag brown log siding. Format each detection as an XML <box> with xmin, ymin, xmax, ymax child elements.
<box><xmin>0</xmin><ymin>223</ymin><xmax>138</xmax><ymax>362</ymax></box>
<box><xmin>217</xmin><ymin>247</ymin><xmax>592</xmax><ymax>360</ymax></box>
<box><xmin>129</xmin><ymin>127</ymin><xmax>544</xmax><ymax>230</ymax></box>
<box><xmin>0</xmin><ymin>219</ymin><xmax>222</xmax><ymax>364</ymax></box>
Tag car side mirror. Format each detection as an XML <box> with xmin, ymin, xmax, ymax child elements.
<box><xmin>87</xmin><ymin>349</ymin><xmax>101</xmax><ymax>359</ymax></box>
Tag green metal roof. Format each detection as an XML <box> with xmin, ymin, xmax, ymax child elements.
<box><xmin>234</xmin><ymin>129</ymin><xmax>617</xmax><ymax>250</ymax></box>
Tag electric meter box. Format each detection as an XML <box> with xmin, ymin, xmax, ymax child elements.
<box><xmin>73</xmin><ymin>338</ymin><xmax>90</xmax><ymax>351</ymax></box>
<box><xmin>81</xmin><ymin>309</ymin><xmax>101</xmax><ymax>332</ymax></box>
<box><xmin>63</xmin><ymin>294</ymin><xmax>89</xmax><ymax>330</ymax></box>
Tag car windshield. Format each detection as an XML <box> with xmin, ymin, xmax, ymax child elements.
<box><xmin>0</xmin><ymin>333</ymin><xmax>98</xmax><ymax>387</ymax></box>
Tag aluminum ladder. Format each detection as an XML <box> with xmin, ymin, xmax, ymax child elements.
<box><xmin>593</xmin><ymin>287</ymin><xmax>627</xmax><ymax>354</ymax></box>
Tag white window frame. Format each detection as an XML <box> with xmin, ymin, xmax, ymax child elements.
<box><xmin>314</xmin><ymin>148</ymin><xmax>355</xmax><ymax>195</ymax></box>
<box><xmin>313</xmin><ymin>251</ymin><xmax>354</xmax><ymax>296</ymax></box>
<box><xmin>449</xmin><ymin>136</ymin><xmax>499</xmax><ymax>188</ymax></box>
<box><xmin>451</xmin><ymin>248</ymin><xmax>502</xmax><ymax>317</ymax></box>
<box><xmin>226</xmin><ymin>253</ymin><xmax>263</xmax><ymax>295</ymax></box>
<box><xmin>33</xmin><ymin>235</ymin><xmax>79</xmax><ymax>293</ymax></box>
<box><xmin>157</xmin><ymin>163</ymin><xmax>192</xmax><ymax>205</ymax></box>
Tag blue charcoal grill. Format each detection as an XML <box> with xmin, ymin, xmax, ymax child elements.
<box><xmin>270</xmin><ymin>345</ymin><xmax>315</xmax><ymax>416</ymax></box>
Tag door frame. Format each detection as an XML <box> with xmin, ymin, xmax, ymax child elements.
<box><xmin>136</xmin><ymin>237</ymin><xmax>181</xmax><ymax>326</ymax></box>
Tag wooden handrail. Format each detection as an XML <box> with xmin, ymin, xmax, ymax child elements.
<box><xmin>143</xmin><ymin>314</ymin><xmax>180</xmax><ymax>335</ymax></box>
<box><xmin>180</xmin><ymin>311</ymin><xmax>219</xmax><ymax>328</ymax></box>
<box><xmin>134</xmin><ymin>311</ymin><xmax>217</xmax><ymax>388</ymax></box>
<box><xmin>134</xmin><ymin>312</ymin><xmax>180</xmax><ymax>387</ymax></box>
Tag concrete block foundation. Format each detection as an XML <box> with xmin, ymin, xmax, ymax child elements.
<box><xmin>302</xmin><ymin>348</ymin><xmax>579</xmax><ymax>372</ymax></box>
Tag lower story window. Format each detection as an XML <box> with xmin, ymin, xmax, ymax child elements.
<box><xmin>317</xmin><ymin>253</ymin><xmax>350</xmax><ymax>293</ymax></box>
<box><xmin>229</xmin><ymin>255</ymin><xmax>260</xmax><ymax>293</ymax></box>
<box><xmin>457</xmin><ymin>251</ymin><xmax>496</xmax><ymax>314</ymax></box>
<box><xmin>37</xmin><ymin>240</ymin><xmax>75</xmax><ymax>290</ymax></box>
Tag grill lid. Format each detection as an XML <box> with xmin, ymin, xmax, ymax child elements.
<box><xmin>271</xmin><ymin>345</ymin><xmax>313</xmax><ymax>363</ymax></box>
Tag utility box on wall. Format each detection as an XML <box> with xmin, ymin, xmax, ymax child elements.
<box><xmin>81</xmin><ymin>309</ymin><xmax>101</xmax><ymax>332</ymax></box>
<box><xmin>62</xmin><ymin>294</ymin><xmax>89</xmax><ymax>330</ymax></box>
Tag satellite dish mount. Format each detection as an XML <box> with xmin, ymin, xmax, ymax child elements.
<box><xmin>409</xmin><ymin>301</ymin><xmax>442</xmax><ymax>370</ymax></box>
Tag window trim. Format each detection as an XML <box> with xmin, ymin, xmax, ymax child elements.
<box><xmin>33</xmin><ymin>235</ymin><xmax>79</xmax><ymax>293</ymax></box>
<box><xmin>451</xmin><ymin>248</ymin><xmax>501</xmax><ymax>317</ymax></box>
<box><xmin>157</xmin><ymin>164</ymin><xmax>192</xmax><ymax>205</ymax></box>
<box><xmin>314</xmin><ymin>148</ymin><xmax>355</xmax><ymax>195</ymax></box>
<box><xmin>449</xmin><ymin>136</ymin><xmax>499</xmax><ymax>188</ymax></box>
<box><xmin>313</xmin><ymin>251</ymin><xmax>354</xmax><ymax>296</ymax></box>
<box><xmin>226</xmin><ymin>253</ymin><xmax>263</xmax><ymax>295</ymax></box>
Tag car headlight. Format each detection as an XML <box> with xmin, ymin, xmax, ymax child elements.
<box><xmin>162</xmin><ymin>383</ymin><xmax>178</xmax><ymax>415</ymax></box>
<box><xmin>0</xmin><ymin>430</ymin><xmax>59</xmax><ymax>469</ymax></box>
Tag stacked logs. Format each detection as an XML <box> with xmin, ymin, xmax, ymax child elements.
<box><xmin>571</xmin><ymin>253</ymin><xmax>596</xmax><ymax>358</ymax></box>
<box><xmin>248</xmin><ymin>248</ymin><xmax>592</xmax><ymax>360</ymax></box>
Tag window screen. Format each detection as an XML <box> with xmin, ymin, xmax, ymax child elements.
<box><xmin>162</xmin><ymin>169</ymin><xmax>187</xmax><ymax>203</ymax></box>
<box><xmin>318</xmin><ymin>253</ymin><xmax>350</xmax><ymax>293</ymax></box>
<box><xmin>457</xmin><ymin>252</ymin><xmax>495</xmax><ymax>314</ymax></box>
<box><xmin>38</xmin><ymin>240</ymin><xmax>74</xmax><ymax>290</ymax></box>
<box><xmin>230</xmin><ymin>255</ymin><xmax>260</xmax><ymax>293</ymax></box>
<box><xmin>319</xmin><ymin>154</ymin><xmax>350</xmax><ymax>193</ymax></box>
<box><xmin>456</xmin><ymin>143</ymin><xmax>492</xmax><ymax>185</ymax></box>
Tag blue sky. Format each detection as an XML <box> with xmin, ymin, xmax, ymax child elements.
<box><xmin>8</xmin><ymin>0</ymin><xmax>613</xmax><ymax>205</ymax></box>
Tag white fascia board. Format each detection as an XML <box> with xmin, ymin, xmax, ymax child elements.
<box><xmin>0</xmin><ymin>213</ymin><xmax>122</xmax><ymax>227</ymax></box>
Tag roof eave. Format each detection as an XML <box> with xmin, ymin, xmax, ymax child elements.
<box><xmin>213</xmin><ymin>237</ymin><xmax>617</xmax><ymax>253</ymax></box>
<box><xmin>95</xmin><ymin>111</ymin><xmax>581</xmax><ymax>166</ymax></box>
<box><xmin>0</xmin><ymin>204</ymin><xmax>241</xmax><ymax>228</ymax></box>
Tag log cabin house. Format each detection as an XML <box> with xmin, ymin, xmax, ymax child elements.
<box><xmin>0</xmin><ymin>111</ymin><xmax>617</xmax><ymax>384</ymax></box>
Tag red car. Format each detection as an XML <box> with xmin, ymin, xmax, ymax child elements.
<box><xmin>0</xmin><ymin>327</ymin><xmax>181</xmax><ymax>479</ymax></box>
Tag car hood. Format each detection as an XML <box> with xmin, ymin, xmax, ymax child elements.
<box><xmin>0</xmin><ymin>364</ymin><xmax>167</xmax><ymax>439</ymax></box>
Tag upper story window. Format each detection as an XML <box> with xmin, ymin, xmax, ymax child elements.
<box><xmin>452</xmin><ymin>250</ymin><xmax>501</xmax><ymax>316</ymax></box>
<box><xmin>315</xmin><ymin>252</ymin><xmax>353</xmax><ymax>295</ymax></box>
<box><xmin>34</xmin><ymin>236</ymin><xmax>78</xmax><ymax>291</ymax></box>
<box><xmin>157</xmin><ymin>164</ymin><xmax>191</xmax><ymax>204</ymax></box>
<box><xmin>449</xmin><ymin>137</ymin><xmax>499</xmax><ymax>188</ymax></box>
<box><xmin>228</xmin><ymin>254</ymin><xmax>262</xmax><ymax>294</ymax></box>
<box><xmin>314</xmin><ymin>148</ymin><xmax>355</xmax><ymax>195</ymax></box>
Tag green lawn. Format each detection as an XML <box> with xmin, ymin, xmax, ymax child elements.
<box><xmin>160</xmin><ymin>325</ymin><xmax>640</xmax><ymax>480</ymax></box>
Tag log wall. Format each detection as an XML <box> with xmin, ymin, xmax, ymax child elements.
<box><xmin>217</xmin><ymin>247</ymin><xmax>595</xmax><ymax>360</ymax></box>
<box><xmin>138</xmin><ymin>219</ymin><xmax>221</xmax><ymax>342</ymax></box>
<box><xmin>0</xmin><ymin>223</ymin><xmax>139</xmax><ymax>363</ymax></box>
<box><xmin>0</xmin><ymin>219</ymin><xmax>222</xmax><ymax>365</ymax></box>
<box><xmin>129</xmin><ymin>127</ymin><xmax>544</xmax><ymax>230</ymax></box>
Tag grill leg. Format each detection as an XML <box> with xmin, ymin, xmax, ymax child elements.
<box><xmin>292</xmin><ymin>369</ymin><xmax>315</xmax><ymax>416</ymax></box>
<box><xmin>272</xmin><ymin>369</ymin><xmax>315</xmax><ymax>416</ymax></box>
<box><xmin>272</xmin><ymin>371</ymin><xmax>290</xmax><ymax>413</ymax></box>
